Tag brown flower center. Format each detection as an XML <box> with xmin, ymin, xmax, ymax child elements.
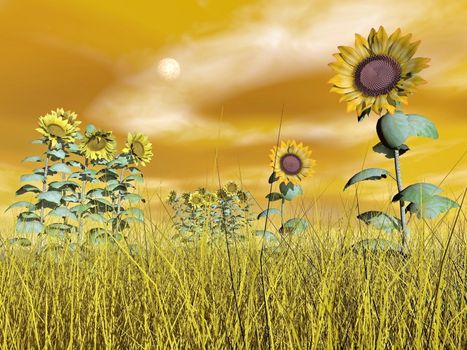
<box><xmin>47</xmin><ymin>124</ymin><xmax>67</xmax><ymax>137</ymax></box>
<box><xmin>227</xmin><ymin>183</ymin><xmax>238</xmax><ymax>193</ymax></box>
<box><xmin>131</xmin><ymin>141</ymin><xmax>145</xmax><ymax>157</ymax></box>
<box><xmin>280</xmin><ymin>153</ymin><xmax>302</xmax><ymax>175</ymax></box>
<box><xmin>354</xmin><ymin>55</ymin><xmax>401</xmax><ymax>96</ymax></box>
<box><xmin>87</xmin><ymin>136</ymin><xmax>108</xmax><ymax>151</ymax></box>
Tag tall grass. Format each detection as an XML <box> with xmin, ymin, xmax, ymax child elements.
<box><xmin>0</xmin><ymin>202</ymin><xmax>465</xmax><ymax>349</ymax></box>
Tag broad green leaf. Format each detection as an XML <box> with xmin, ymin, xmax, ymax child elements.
<box><xmin>351</xmin><ymin>239</ymin><xmax>404</xmax><ymax>254</ymax></box>
<box><xmin>407</xmin><ymin>114</ymin><xmax>438</xmax><ymax>139</ymax></box>
<box><xmin>90</xmin><ymin>198</ymin><xmax>114</xmax><ymax>213</ymax></box>
<box><xmin>71</xmin><ymin>203</ymin><xmax>92</xmax><ymax>216</ymax></box>
<box><xmin>106</xmin><ymin>182</ymin><xmax>127</xmax><ymax>192</ymax></box>
<box><xmin>63</xmin><ymin>194</ymin><xmax>79</xmax><ymax>203</ymax></box>
<box><xmin>5</xmin><ymin>201</ymin><xmax>35</xmax><ymax>212</ymax></box>
<box><xmin>128</xmin><ymin>167</ymin><xmax>141</xmax><ymax>175</ymax></box>
<box><xmin>49</xmin><ymin>163</ymin><xmax>71</xmax><ymax>174</ymax></box>
<box><xmin>344</xmin><ymin>168</ymin><xmax>390</xmax><ymax>190</ymax></box>
<box><xmin>46</xmin><ymin>223</ymin><xmax>75</xmax><ymax>238</ymax></box>
<box><xmin>357</xmin><ymin>211</ymin><xmax>401</xmax><ymax>233</ymax></box>
<box><xmin>38</xmin><ymin>191</ymin><xmax>62</xmax><ymax>205</ymax></box>
<box><xmin>47</xmin><ymin>149</ymin><xmax>66</xmax><ymax>160</ymax></box>
<box><xmin>125</xmin><ymin>217</ymin><xmax>144</xmax><ymax>224</ymax></box>
<box><xmin>18</xmin><ymin>211</ymin><xmax>41</xmax><ymax>221</ymax></box>
<box><xmin>49</xmin><ymin>207</ymin><xmax>77</xmax><ymax>221</ymax></box>
<box><xmin>279</xmin><ymin>182</ymin><xmax>303</xmax><ymax>201</ymax></box>
<box><xmin>20</xmin><ymin>174</ymin><xmax>44</xmax><ymax>183</ymax></box>
<box><xmin>85</xmin><ymin>213</ymin><xmax>106</xmax><ymax>223</ymax></box>
<box><xmin>8</xmin><ymin>237</ymin><xmax>32</xmax><ymax>247</ymax></box>
<box><xmin>265</xmin><ymin>192</ymin><xmax>283</xmax><ymax>201</ymax></box>
<box><xmin>376</xmin><ymin>112</ymin><xmax>410</xmax><ymax>149</ymax></box>
<box><xmin>357</xmin><ymin>107</ymin><xmax>371</xmax><ymax>122</ymax></box>
<box><xmin>66</xmin><ymin>143</ymin><xmax>81</xmax><ymax>153</ymax></box>
<box><xmin>87</xmin><ymin>188</ymin><xmax>108</xmax><ymax>198</ymax></box>
<box><xmin>257</xmin><ymin>208</ymin><xmax>280</xmax><ymax>219</ymax></box>
<box><xmin>255</xmin><ymin>230</ymin><xmax>278</xmax><ymax>241</ymax></box>
<box><xmin>268</xmin><ymin>172</ymin><xmax>279</xmax><ymax>184</ymax></box>
<box><xmin>125</xmin><ymin>175</ymin><xmax>144</xmax><ymax>183</ymax></box>
<box><xmin>16</xmin><ymin>220</ymin><xmax>43</xmax><ymax>234</ymax></box>
<box><xmin>122</xmin><ymin>207</ymin><xmax>144</xmax><ymax>220</ymax></box>
<box><xmin>48</xmin><ymin>180</ymin><xmax>80</xmax><ymax>192</ymax></box>
<box><xmin>280</xmin><ymin>218</ymin><xmax>308</xmax><ymax>234</ymax></box>
<box><xmin>124</xmin><ymin>193</ymin><xmax>143</xmax><ymax>203</ymax></box>
<box><xmin>16</xmin><ymin>184</ymin><xmax>41</xmax><ymax>195</ymax></box>
<box><xmin>67</xmin><ymin>160</ymin><xmax>84</xmax><ymax>169</ymax></box>
<box><xmin>111</xmin><ymin>218</ymin><xmax>129</xmax><ymax>232</ymax></box>
<box><xmin>372</xmin><ymin>142</ymin><xmax>409</xmax><ymax>159</ymax></box>
<box><xmin>392</xmin><ymin>183</ymin><xmax>442</xmax><ymax>204</ymax></box>
<box><xmin>406</xmin><ymin>195</ymin><xmax>459</xmax><ymax>219</ymax></box>
<box><xmin>22</xmin><ymin>156</ymin><xmax>42</xmax><ymax>163</ymax></box>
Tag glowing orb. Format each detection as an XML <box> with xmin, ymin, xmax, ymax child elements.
<box><xmin>157</xmin><ymin>57</ymin><xmax>181</xmax><ymax>81</ymax></box>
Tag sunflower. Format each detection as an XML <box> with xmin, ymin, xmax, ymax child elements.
<box><xmin>270</xmin><ymin>140</ymin><xmax>315</xmax><ymax>185</ymax></box>
<box><xmin>53</xmin><ymin>108</ymin><xmax>81</xmax><ymax>127</ymax></box>
<box><xmin>122</xmin><ymin>132</ymin><xmax>153</xmax><ymax>167</ymax></box>
<box><xmin>36</xmin><ymin>111</ymin><xmax>79</xmax><ymax>147</ymax></box>
<box><xmin>81</xmin><ymin>128</ymin><xmax>116</xmax><ymax>161</ymax></box>
<box><xmin>329</xmin><ymin>26</ymin><xmax>430</xmax><ymax>119</ymax></box>
<box><xmin>188</xmin><ymin>191</ymin><xmax>205</xmax><ymax>208</ymax></box>
<box><xmin>223</xmin><ymin>181</ymin><xmax>239</xmax><ymax>196</ymax></box>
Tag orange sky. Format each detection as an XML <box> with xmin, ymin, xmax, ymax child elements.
<box><xmin>0</xmin><ymin>0</ymin><xmax>466</xmax><ymax>224</ymax></box>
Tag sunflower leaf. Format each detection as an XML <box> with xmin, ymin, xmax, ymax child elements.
<box><xmin>268</xmin><ymin>172</ymin><xmax>279</xmax><ymax>184</ymax></box>
<box><xmin>16</xmin><ymin>184</ymin><xmax>41</xmax><ymax>195</ymax></box>
<box><xmin>257</xmin><ymin>208</ymin><xmax>280</xmax><ymax>219</ymax></box>
<box><xmin>49</xmin><ymin>207</ymin><xmax>77</xmax><ymax>221</ymax></box>
<box><xmin>125</xmin><ymin>175</ymin><xmax>144</xmax><ymax>183</ymax></box>
<box><xmin>8</xmin><ymin>237</ymin><xmax>32</xmax><ymax>247</ymax></box>
<box><xmin>85</xmin><ymin>213</ymin><xmax>106</xmax><ymax>223</ymax></box>
<box><xmin>5</xmin><ymin>201</ymin><xmax>35</xmax><ymax>212</ymax></box>
<box><xmin>280</xmin><ymin>218</ymin><xmax>308</xmax><ymax>234</ymax></box>
<box><xmin>38</xmin><ymin>191</ymin><xmax>62</xmax><ymax>205</ymax></box>
<box><xmin>344</xmin><ymin>168</ymin><xmax>390</xmax><ymax>190</ymax></box>
<box><xmin>122</xmin><ymin>207</ymin><xmax>144</xmax><ymax>220</ymax></box>
<box><xmin>406</xmin><ymin>195</ymin><xmax>459</xmax><ymax>219</ymax></box>
<box><xmin>47</xmin><ymin>149</ymin><xmax>66</xmax><ymax>160</ymax></box>
<box><xmin>392</xmin><ymin>183</ymin><xmax>442</xmax><ymax>204</ymax></box>
<box><xmin>124</xmin><ymin>193</ymin><xmax>143</xmax><ymax>203</ymax></box>
<box><xmin>279</xmin><ymin>182</ymin><xmax>303</xmax><ymax>201</ymax></box>
<box><xmin>357</xmin><ymin>107</ymin><xmax>371</xmax><ymax>122</ymax></box>
<box><xmin>372</xmin><ymin>142</ymin><xmax>409</xmax><ymax>159</ymax></box>
<box><xmin>22</xmin><ymin>156</ymin><xmax>43</xmax><ymax>163</ymax></box>
<box><xmin>48</xmin><ymin>180</ymin><xmax>80</xmax><ymax>192</ymax></box>
<box><xmin>357</xmin><ymin>211</ymin><xmax>401</xmax><ymax>233</ymax></box>
<box><xmin>70</xmin><ymin>204</ymin><xmax>92</xmax><ymax>216</ymax></box>
<box><xmin>20</xmin><ymin>174</ymin><xmax>44</xmax><ymax>183</ymax></box>
<box><xmin>255</xmin><ymin>230</ymin><xmax>278</xmax><ymax>241</ymax></box>
<box><xmin>49</xmin><ymin>163</ymin><xmax>71</xmax><ymax>174</ymax></box>
<box><xmin>16</xmin><ymin>219</ymin><xmax>43</xmax><ymax>234</ymax></box>
<box><xmin>67</xmin><ymin>160</ymin><xmax>84</xmax><ymax>169</ymax></box>
<box><xmin>407</xmin><ymin>114</ymin><xmax>438</xmax><ymax>139</ymax></box>
<box><xmin>265</xmin><ymin>192</ymin><xmax>283</xmax><ymax>201</ymax></box>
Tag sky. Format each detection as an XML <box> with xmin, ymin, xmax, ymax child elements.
<box><xmin>0</xmin><ymin>0</ymin><xmax>466</xmax><ymax>224</ymax></box>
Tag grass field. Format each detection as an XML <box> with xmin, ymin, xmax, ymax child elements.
<box><xmin>0</xmin><ymin>199</ymin><xmax>465</xmax><ymax>350</ymax></box>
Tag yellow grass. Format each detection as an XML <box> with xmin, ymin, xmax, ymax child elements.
<box><xmin>0</xmin><ymin>210</ymin><xmax>465</xmax><ymax>349</ymax></box>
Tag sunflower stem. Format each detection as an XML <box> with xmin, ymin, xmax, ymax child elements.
<box><xmin>78</xmin><ymin>159</ymin><xmax>88</xmax><ymax>244</ymax></box>
<box><xmin>36</xmin><ymin>143</ymin><xmax>51</xmax><ymax>256</ymax></box>
<box><xmin>394</xmin><ymin>149</ymin><xmax>408</xmax><ymax>249</ymax></box>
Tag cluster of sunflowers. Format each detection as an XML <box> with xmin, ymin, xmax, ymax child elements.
<box><xmin>166</xmin><ymin>181</ymin><xmax>255</xmax><ymax>242</ymax></box>
<box><xmin>8</xmin><ymin>108</ymin><xmax>153</xmax><ymax>251</ymax></box>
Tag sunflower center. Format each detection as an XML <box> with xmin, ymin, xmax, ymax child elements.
<box><xmin>132</xmin><ymin>141</ymin><xmax>145</xmax><ymax>157</ymax></box>
<box><xmin>280</xmin><ymin>153</ymin><xmax>302</xmax><ymax>175</ymax></box>
<box><xmin>227</xmin><ymin>183</ymin><xmax>238</xmax><ymax>193</ymax></box>
<box><xmin>355</xmin><ymin>55</ymin><xmax>401</xmax><ymax>96</ymax></box>
<box><xmin>47</xmin><ymin>124</ymin><xmax>67</xmax><ymax>137</ymax></box>
<box><xmin>87</xmin><ymin>136</ymin><xmax>107</xmax><ymax>151</ymax></box>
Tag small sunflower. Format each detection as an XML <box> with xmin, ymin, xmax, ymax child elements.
<box><xmin>204</xmin><ymin>192</ymin><xmax>218</xmax><ymax>205</ymax></box>
<box><xmin>223</xmin><ymin>181</ymin><xmax>240</xmax><ymax>196</ymax></box>
<box><xmin>81</xmin><ymin>128</ymin><xmax>116</xmax><ymax>161</ymax></box>
<box><xmin>188</xmin><ymin>191</ymin><xmax>205</xmax><ymax>208</ymax></box>
<box><xmin>329</xmin><ymin>26</ymin><xmax>430</xmax><ymax>119</ymax></box>
<box><xmin>53</xmin><ymin>108</ymin><xmax>81</xmax><ymax>128</ymax></box>
<box><xmin>122</xmin><ymin>132</ymin><xmax>153</xmax><ymax>166</ymax></box>
<box><xmin>270</xmin><ymin>140</ymin><xmax>315</xmax><ymax>185</ymax></box>
<box><xmin>36</xmin><ymin>111</ymin><xmax>79</xmax><ymax>147</ymax></box>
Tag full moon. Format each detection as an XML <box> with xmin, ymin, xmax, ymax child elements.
<box><xmin>157</xmin><ymin>57</ymin><xmax>181</xmax><ymax>81</ymax></box>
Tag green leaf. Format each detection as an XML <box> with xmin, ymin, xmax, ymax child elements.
<box><xmin>372</xmin><ymin>142</ymin><xmax>409</xmax><ymax>159</ymax></box>
<box><xmin>49</xmin><ymin>163</ymin><xmax>71</xmax><ymax>174</ymax></box>
<box><xmin>357</xmin><ymin>211</ymin><xmax>401</xmax><ymax>233</ymax></box>
<box><xmin>392</xmin><ymin>183</ymin><xmax>443</xmax><ymax>204</ymax></box>
<box><xmin>90</xmin><ymin>198</ymin><xmax>114</xmax><ymax>213</ymax></box>
<box><xmin>268</xmin><ymin>171</ymin><xmax>279</xmax><ymax>184</ymax></box>
<box><xmin>32</xmin><ymin>139</ymin><xmax>46</xmax><ymax>144</ymax></box>
<box><xmin>87</xmin><ymin>188</ymin><xmax>108</xmax><ymax>199</ymax></box>
<box><xmin>22</xmin><ymin>156</ymin><xmax>43</xmax><ymax>163</ymax></box>
<box><xmin>257</xmin><ymin>208</ymin><xmax>280</xmax><ymax>219</ymax></box>
<box><xmin>357</xmin><ymin>107</ymin><xmax>371</xmax><ymax>122</ymax></box>
<box><xmin>265</xmin><ymin>192</ymin><xmax>283</xmax><ymax>201</ymax></box>
<box><xmin>20</xmin><ymin>174</ymin><xmax>44</xmax><ymax>183</ymax></box>
<box><xmin>351</xmin><ymin>239</ymin><xmax>404</xmax><ymax>254</ymax></box>
<box><xmin>122</xmin><ymin>207</ymin><xmax>144</xmax><ymax>220</ymax></box>
<box><xmin>67</xmin><ymin>160</ymin><xmax>84</xmax><ymax>169</ymax></box>
<box><xmin>63</xmin><ymin>194</ymin><xmax>79</xmax><ymax>203</ymax></box>
<box><xmin>406</xmin><ymin>195</ymin><xmax>459</xmax><ymax>219</ymax></box>
<box><xmin>279</xmin><ymin>182</ymin><xmax>303</xmax><ymax>201</ymax></box>
<box><xmin>8</xmin><ymin>237</ymin><xmax>32</xmax><ymax>247</ymax></box>
<box><xmin>49</xmin><ymin>207</ymin><xmax>77</xmax><ymax>221</ymax></box>
<box><xmin>128</xmin><ymin>167</ymin><xmax>141</xmax><ymax>175</ymax></box>
<box><xmin>344</xmin><ymin>168</ymin><xmax>390</xmax><ymax>190</ymax></box>
<box><xmin>71</xmin><ymin>204</ymin><xmax>92</xmax><ymax>216</ymax></box>
<box><xmin>125</xmin><ymin>175</ymin><xmax>144</xmax><ymax>183</ymax></box>
<box><xmin>125</xmin><ymin>217</ymin><xmax>144</xmax><ymax>224</ymax></box>
<box><xmin>47</xmin><ymin>149</ymin><xmax>66</xmax><ymax>160</ymax></box>
<box><xmin>85</xmin><ymin>213</ymin><xmax>106</xmax><ymax>223</ymax></box>
<box><xmin>16</xmin><ymin>220</ymin><xmax>43</xmax><ymax>234</ymax></box>
<box><xmin>280</xmin><ymin>218</ymin><xmax>308</xmax><ymax>234</ymax></box>
<box><xmin>38</xmin><ymin>191</ymin><xmax>62</xmax><ymax>205</ymax></box>
<box><xmin>46</xmin><ymin>223</ymin><xmax>75</xmax><ymax>238</ymax></box>
<box><xmin>407</xmin><ymin>114</ymin><xmax>438</xmax><ymax>139</ymax></box>
<box><xmin>16</xmin><ymin>184</ymin><xmax>41</xmax><ymax>195</ymax></box>
<box><xmin>5</xmin><ymin>201</ymin><xmax>35</xmax><ymax>212</ymax></box>
<box><xmin>18</xmin><ymin>211</ymin><xmax>41</xmax><ymax>221</ymax></box>
<box><xmin>255</xmin><ymin>230</ymin><xmax>278</xmax><ymax>241</ymax></box>
<box><xmin>124</xmin><ymin>193</ymin><xmax>143</xmax><ymax>203</ymax></box>
<box><xmin>106</xmin><ymin>182</ymin><xmax>127</xmax><ymax>192</ymax></box>
<box><xmin>86</xmin><ymin>124</ymin><xmax>96</xmax><ymax>133</ymax></box>
<box><xmin>48</xmin><ymin>180</ymin><xmax>80</xmax><ymax>192</ymax></box>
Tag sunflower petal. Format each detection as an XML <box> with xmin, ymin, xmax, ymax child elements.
<box><xmin>401</xmin><ymin>57</ymin><xmax>430</xmax><ymax>75</ymax></box>
<box><xmin>328</xmin><ymin>74</ymin><xmax>354</xmax><ymax>88</ymax></box>
<box><xmin>337</xmin><ymin>46</ymin><xmax>361</xmax><ymax>66</ymax></box>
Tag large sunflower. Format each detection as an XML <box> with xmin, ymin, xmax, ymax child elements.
<box><xmin>329</xmin><ymin>26</ymin><xmax>430</xmax><ymax>119</ymax></box>
<box><xmin>81</xmin><ymin>128</ymin><xmax>116</xmax><ymax>161</ymax></box>
<box><xmin>36</xmin><ymin>111</ymin><xmax>78</xmax><ymax>147</ymax></box>
<box><xmin>188</xmin><ymin>191</ymin><xmax>205</xmax><ymax>208</ymax></box>
<box><xmin>122</xmin><ymin>132</ymin><xmax>153</xmax><ymax>166</ymax></box>
<box><xmin>270</xmin><ymin>140</ymin><xmax>315</xmax><ymax>185</ymax></box>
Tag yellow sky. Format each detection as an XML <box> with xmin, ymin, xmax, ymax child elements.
<box><xmin>0</xmin><ymin>0</ymin><xmax>466</xmax><ymax>223</ymax></box>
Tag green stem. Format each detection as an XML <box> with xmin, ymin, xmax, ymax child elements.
<box><xmin>36</xmin><ymin>144</ymin><xmax>51</xmax><ymax>256</ymax></box>
<box><xmin>280</xmin><ymin>198</ymin><xmax>285</xmax><ymax>231</ymax></box>
<box><xmin>394</xmin><ymin>149</ymin><xmax>408</xmax><ymax>249</ymax></box>
<box><xmin>78</xmin><ymin>159</ymin><xmax>88</xmax><ymax>244</ymax></box>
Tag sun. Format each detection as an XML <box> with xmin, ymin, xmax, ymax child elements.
<box><xmin>157</xmin><ymin>57</ymin><xmax>181</xmax><ymax>81</ymax></box>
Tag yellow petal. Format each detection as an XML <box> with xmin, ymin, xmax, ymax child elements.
<box><xmin>401</xmin><ymin>57</ymin><xmax>430</xmax><ymax>75</ymax></box>
<box><xmin>328</xmin><ymin>61</ymin><xmax>353</xmax><ymax>75</ymax></box>
<box><xmin>354</xmin><ymin>33</ymin><xmax>370</xmax><ymax>57</ymax></box>
<box><xmin>328</xmin><ymin>74</ymin><xmax>354</xmax><ymax>87</ymax></box>
<box><xmin>337</xmin><ymin>46</ymin><xmax>361</xmax><ymax>66</ymax></box>
<box><xmin>330</xmin><ymin>86</ymin><xmax>355</xmax><ymax>94</ymax></box>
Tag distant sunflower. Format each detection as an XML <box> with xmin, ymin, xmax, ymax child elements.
<box><xmin>81</xmin><ymin>128</ymin><xmax>116</xmax><ymax>161</ymax></box>
<box><xmin>189</xmin><ymin>191</ymin><xmax>205</xmax><ymax>208</ymax></box>
<box><xmin>223</xmin><ymin>181</ymin><xmax>239</xmax><ymax>196</ymax></box>
<box><xmin>123</xmin><ymin>132</ymin><xmax>153</xmax><ymax>166</ymax></box>
<box><xmin>270</xmin><ymin>140</ymin><xmax>315</xmax><ymax>185</ymax></box>
<box><xmin>53</xmin><ymin>108</ymin><xmax>81</xmax><ymax>128</ymax></box>
<box><xmin>36</xmin><ymin>112</ymin><xmax>78</xmax><ymax>147</ymax></box>
<box><xmin>329</xmin><ymin>26</ymin><xmax>430</xmax><ymax>119</ymax></box>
